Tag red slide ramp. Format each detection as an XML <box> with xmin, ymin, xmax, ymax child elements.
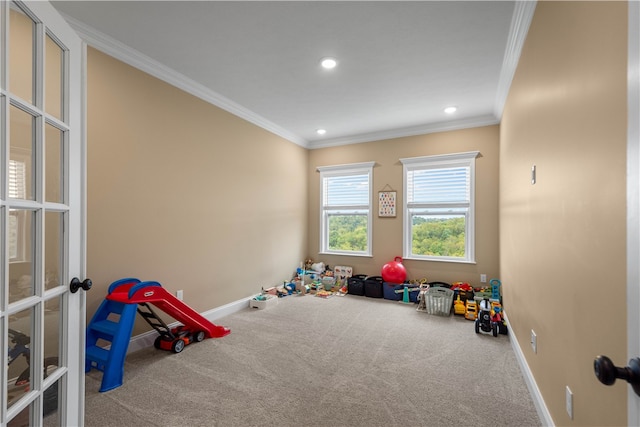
<box><xmin>106</xmin><ymin>280</ymin><xmax>231</xmax><ymax>339</ymax></box>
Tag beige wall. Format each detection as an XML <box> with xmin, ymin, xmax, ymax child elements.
<box><xmin>85</xmin><ymin>2</ymin><xmax>630</xmax><ymax>423</ymax></box>
<box><xmin>86</xmin><ymin>49</ymin><xmax>308</xmax><ymax>334</ymax></box>
<box><xmin>307</xmin><ymin>125</ymin><xmax>500</xmax><ymax>286</ymax></box>
<box><xmin>500</xmin><ymin>2</ymin><xmax>628</xmax><ymax>425</ymax></box>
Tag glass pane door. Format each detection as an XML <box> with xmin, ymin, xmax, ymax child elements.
<box><xmin>1</xmin><ymin>1</ymin><xmax>84</xmax><ymax>426</ymax></box>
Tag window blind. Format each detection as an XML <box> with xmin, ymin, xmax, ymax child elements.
<box><xmin>407</xmin><ymin>166</ymin><xmax>469</xmax><ymax>204</ymax></box>
<box><xmin>323</xmin><ymin>173</ymin><xmax>369</xmax><ymax>207</ymax></box>
<box><xmin>9</xmin><ymin>159</ymin><xmax>26</xmax><ymax>199</ymax></box>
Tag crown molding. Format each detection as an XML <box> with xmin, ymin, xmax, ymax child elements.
<box><xmin>307</xmin><ymin>115</ymin><xmax>500</xmax><ymax>149</ymax></box>
<box><xmin>61</xmin><ymin>13</ymin><xmax>309</xmax><ymax>148</ymax></box>
<box><xmin>61</xmin><ymin>7</ymin><xmax>527</xmax><ymax>151</ymax></box>
<box><xmin>493</xmin><ymin>0</ymin><xmax>537</xmax><ymax>120</ymax></box>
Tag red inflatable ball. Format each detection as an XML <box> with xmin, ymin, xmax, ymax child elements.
<box><xmin>381</xmin><ymin>256</ymin><xmax>407</xmax><ymax>284</ymax></box>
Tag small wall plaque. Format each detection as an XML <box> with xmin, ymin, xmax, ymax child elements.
<box><xmin>378</xmin><ymin>190</ymin><xmax>396</xmax><ymax>217</ymax></box>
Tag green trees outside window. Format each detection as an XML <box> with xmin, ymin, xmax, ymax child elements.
<box><xmin>412</xmin><ymin>216</ymin><xmax>465</xmax><ymax>257</ymax></box>
<box><xmin>328</xmin><ymin>215</ymin><xmax>368</xmax><ymax>252</ymax></box>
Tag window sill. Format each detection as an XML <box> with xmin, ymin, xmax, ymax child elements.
<box><xmin>403</xmin><ymin>256</ymin><xmax>476</xmax><ymax>265</ymax></box>
<box><xmin>319</xmin><ymin>252</ymin><xmax>373</xmax><ymax>258</ymax></box>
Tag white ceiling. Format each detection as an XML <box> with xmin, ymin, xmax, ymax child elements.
<box><xmin>51</xmin><ymin>1</ymin><xmax>535</xmax><ymax>149</ymax></box>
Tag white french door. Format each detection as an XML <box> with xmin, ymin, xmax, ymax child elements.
<box><xmin>1</xmin><ymin>1</ymin><xmax>85</xmax><ymax>426</ymax></box>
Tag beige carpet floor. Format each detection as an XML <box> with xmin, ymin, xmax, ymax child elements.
<box><xmin>84</xmin><ymin>294</ymin><xmax>541</xmax><ymax>427</ymax></box>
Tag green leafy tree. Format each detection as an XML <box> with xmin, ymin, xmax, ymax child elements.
<box><xmin>329</xmin><ymin>215</ymin><xmax>368</xmax><ymax>251</ymax></box>
<box><xmin>412</xmin><ymin>217</ymin><xmax>465</xmax><ymax>257</ymax></box>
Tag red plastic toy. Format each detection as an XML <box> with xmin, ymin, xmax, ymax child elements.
<box><xmin>381</xmin><ymin>256</ymin><xmax>407</xmax><ymax>284</ymax></box>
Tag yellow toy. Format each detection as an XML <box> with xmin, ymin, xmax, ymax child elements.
<box><xmin>453</xmin><ymin>295</ymin><xmax>466</xmax><ymax>315</ymax></box>
<box><xmin>465</xmin><ymin>300</ymin><xmax>478</xmax><ymax>320</ymax></box>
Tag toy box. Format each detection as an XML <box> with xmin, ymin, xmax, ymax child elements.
<box><xmin>347</xmin><ymin>274</ymin><xmax>367</xmax><ymax>296</ymax></box>
<box><xmin>249</xmin><ymin>294</ymin><xmax>278</xmax><ymax>309</ymax></box>
<box><xmin>383</xmin><ymin>283</ymin><xmax>403</xmax><ymax>300</ymax></box>
<box><xmin>364</xmin><ymin>276</ymin><xmax>384</xmax><ymax>298</ymax></box>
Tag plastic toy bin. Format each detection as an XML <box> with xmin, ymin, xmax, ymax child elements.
<box><xmin>383</xmin><ymin>283</ymin><xmax>403</xmax><ymax>300</ymax></box>
<box><xmin>347</xmin><ymin>274</ymin><xmax>367</xmax><ymax>296</ymax></box>
<box><xmin>425</xmin><ymin>287</ymin><xmax>454</xmax><ymax>316</ymax></box>
<box><xmin>364</xmin><ymin>276</ymin><xmax>384</xmax><ymax>298</ymax></box>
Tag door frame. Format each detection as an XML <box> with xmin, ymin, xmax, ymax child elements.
<box><xmin>628</xmin><ymin>0</ymin><xmax>640</xmax><ymax>425</ymax></box>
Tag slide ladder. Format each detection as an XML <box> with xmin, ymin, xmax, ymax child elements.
<box><xmin>86</xmin><ymin>278</ymin><xmax>230</xmax><ymax>392</ymax></box>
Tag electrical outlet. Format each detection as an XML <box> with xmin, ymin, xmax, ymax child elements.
<box><xmin>566</xmin><ymin>386</ymin><xmax>573</xmax><ymax>419</ymax></box>
<box><xmin>531</xmin><ymin>330</ymin><xmax>537</xmax><ymax>354</ymax></box>
<box><xmin>176</xmin><ymin>290</ymin><xmax>184</xmax><ymax>301</ymax></box>
<box><xmin>480</xmin><ymin>274</ymin><xmax>487</xmax><ymax>283</ymax></box>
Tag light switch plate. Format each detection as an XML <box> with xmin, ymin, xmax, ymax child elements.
<box><xmin>531</xmin><ymin>330</ymin><xmax>537</xmax><ymax>353</ymax></box>
<box><xmin>531</xmin><ymin>165</ymin><xmax>536</xmax><ymax>184</ymax></box>
<box><xmin>566</xmin><ymin>386</ymin><xmax>573</xmax><ymax>419</ymax></box>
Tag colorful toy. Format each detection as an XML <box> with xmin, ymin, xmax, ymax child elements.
<box><xmin>475</xmin><ymin>298</ymin><xmax>502</xmax><ymax>337</ymax></box>
<box><xmin>453</xmin><ymin>295</ymin><xmax>466</xmax><ymax>315</ymax></box>
<box><xmin>491</xmin><ymin>306</ymin><xmax>508</xmax><ymax>335</ymax></box>
<box><xmin>490</xmin><ymin>278</ymin><xmax>501</xmax><ymax>300</ymax></box>
<box><xmin>87</xmin><ymin>278</ymin><xmax>230</xmax><ymax>392</ymax></box>
<box><xmin>395</xmin><ymin>286</ymin><xmax>420</xmax><ymax>304</ymax></box>
<box><xmin>381</xmin><ymin>256</ymin><xmax>407</xmax><ymax>284</ymax></box>
<box><xmin>451</xmin><ymin>282</ymin><xmax>473</xmax><ymax>292</ymax></box>
<box><xmin>7</xmin><ymin>329</ymin><xmax>58</xmax><ymax>415</ymax></box>
<box><xmin>154</xmin><ymin>325</ymin><xmax>206</xmax><ymax>352</ymax></box>
<box><xmin>465</xmin><ymin>300</ymin><xmax>477</xmax><ymax>320</ymax></box>
<box><xmin>416</xmin><ymin>283</ymin><xmax>430</xmax><ymax>312</ymax></box>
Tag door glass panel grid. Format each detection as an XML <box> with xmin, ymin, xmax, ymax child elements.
<box><xmin>1</xmin><ymin>2</ymin><xmax>7</xmax><ymax>93</ymax></box>
<box><xmin>8</xmin><ymin>2</ymin><xmax>35</xmax><ymax>106</ymax></box>
<box><xmin>5</xmin><ymin>299</ymin><xmax>50</xmax><ymax>426</ymax></box>
<box><xmin>44</xmin><ymin>30</ymin><xmax>67</xmax><ymax>124</ymax></box>
<box><xmin>43</xmin><ymin>120</ymin><xmax>68</xmax><ymax>206</ymax></box>
<box><xmin>1</xmin><ymin>95</ymin><xmax>6</xmax><ymax>202</ymax></box>
<box><xmin>8</xmin><ymin>208</ymin><xmax>36</xmax><ymax>303</ymax></box>
<box><xmin>43</xmin><ymin>209</ymin><xmax>67</xmax><ymax>294</ymax></box>
<box><xmin>6</xmin><ymin>305</ymin><xmax>36</xmax><ymax>409</ymax></box>
<box><xmin>2</xmin><ymin>1</ymin><xmax>81</xmax><ymax>425</ymax></box>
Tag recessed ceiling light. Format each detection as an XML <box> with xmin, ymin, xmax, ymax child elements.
<box><xmin>316</xmin><ymin>129</ymin><xmax>327</xmax><ymax>135</ymax></box>
<box><xmin>320</xmin><ymin>57</ymin><xmax>337</xmax><ymax>69</ymax></box>
<box><xmin>444</xmin><ymin>106</ymin><xmax>458</xmax><ymax>114</ymax></box>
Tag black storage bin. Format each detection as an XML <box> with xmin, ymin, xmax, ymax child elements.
<box><xmin>364</xmin><ymin>276</ymin><xmax>384</xmax><ymax>298</ymax></box>
<box><xmin>347</xmin><ymin>274</ymin><xmax>367</xmax><ymax>296</ymax></box>
<box><xmin>428</xmin><ymin>281</ymin><xmax>451</xmax><ymax>289</ymax></box>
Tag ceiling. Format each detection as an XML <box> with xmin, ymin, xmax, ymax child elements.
<box><xmin>51</xmin><ymin>1</ymin><xmax>535</xmax><ymax>149</ymax></box>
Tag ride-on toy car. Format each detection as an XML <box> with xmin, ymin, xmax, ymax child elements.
<box><xmin>475</xmin><ymin>299</ymin><xmax>500</xmax><ymax>337</ymax></box>
<box><xmin>153</xmin><ymin>325</ymin><xmax>206</xmax><ymax>353</ymax></box>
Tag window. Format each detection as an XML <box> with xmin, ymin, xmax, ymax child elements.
<box><xmin>9</xmin><ymin>159</ymin><xmax>26</xmax><ymax>199</ymax></box>
<box><xmin>318</xmin><ymin>162</ymin><xmax>375</xmax><ymax>256</ymax></box>
<box><xmin>401</xmin><ymin>151</ymin><xmax>479</xmax><ymax>263</ymax></box>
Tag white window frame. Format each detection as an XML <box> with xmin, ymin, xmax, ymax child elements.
<box><xmin>317</xmin><ymin>161</ymin><xmax>375</xmax><ymax>257</ymax></box>
<box><xmin>400</xmin><ymin>151</ymin><xmax>479</xmax><ymax>263</ymax></box>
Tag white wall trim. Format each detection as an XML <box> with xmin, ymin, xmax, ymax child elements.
<box><xmin>125</xmin><ymin>296</ymin><xmax>252</xmax><ymax>354</ymax></box>
<box><xmin>493</xmin><ymin>0</ymin><xmax>537</xmax><ymax>120</ymax></box>
<box><xmin>60</xmin><ymin>13</ymin><xmax>308</xmax><ymax>149</ymax></box>
<box><xmin>503</xmin><ymin>311</ymin><xmax>554</xmax><ymax>427</ymax></box>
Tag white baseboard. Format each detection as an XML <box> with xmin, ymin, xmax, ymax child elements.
<box><xmin>125</xmin><ymin>296</ymin><xmax>252</xmax><ymax>354</ymax></box>
<box><xmin>503</xmin><ymin>311</ymin><xmax>554</xmax><ymax>426</ymax></box>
